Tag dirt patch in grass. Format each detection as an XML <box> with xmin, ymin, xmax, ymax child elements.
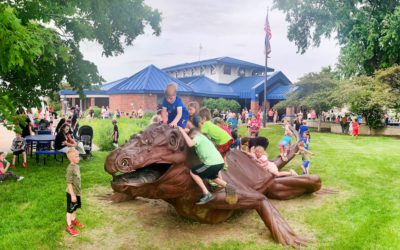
<box><xmin>61</xmin><ymin>185</ymin><xmax>339</xmax><ymax>250</ymax></box>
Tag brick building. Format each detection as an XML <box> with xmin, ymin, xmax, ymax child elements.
<box><xmin>59</xmin><ymin>57</ymin><xmax>297</xmax><ymax>115</ymax></box>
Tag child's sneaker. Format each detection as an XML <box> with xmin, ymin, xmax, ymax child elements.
<box><xmin>11</xmin><ymin>164</ymin><xmax>15</xmax><ymax>168</ymax></box>
<box><xmin>196</xmin><ymin>193</ymin><xmax>214</xmax><ymax>205</ymax></box>
<box><xmin>17</xmin><ymin>176</ymin><xmax>24</xmax><ymax>181</ymax></box>
<box><xmin>66</xmin><ymin>225</ymin><xmax>79</xmax><ymax>236</ymax></box>
<box><xmin>282</xmin><ymin>155</ymin><xmax>288</xmax><ymax>161</ymax></box>
<box><xmin>23</xmin><ymin>162</ymin><xmax>27</xmax><ymax>168</ymax></box>
<box><xmin>72</xmin><ymin>219</ymin><xmax>84</xmax><ymax>229</ymax></box>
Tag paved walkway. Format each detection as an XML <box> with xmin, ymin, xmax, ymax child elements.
<box><xmin>0</xmin><ymin>122</ymin><xmax>99</xmax><ymax>154</ymax></box>
<box><xmin>0</xmin><ymin>124</ymin><xmax>15</xmax><ymax>153</ymax></box>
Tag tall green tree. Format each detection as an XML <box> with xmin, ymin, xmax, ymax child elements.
<box><xmin>274</xmin><ymin>67</ymin><xmax>341</xmax><ymax>114</ymax></box>
<box><xmin>0</xmin><ymin>0</ymin><xmax>161</xmax><ymax>125</ymax></box>
<box><xmin>273</xmin><ymin>1</ymin><xmax>400</xmax><ymax>77</ymax></box>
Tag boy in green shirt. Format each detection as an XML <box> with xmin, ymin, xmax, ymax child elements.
<box><xmin>65</xmin><ymin>148</ymin><xmax>84</xmax><ymax>236</ymax></box>
<box><xmin>178</xmin><ymin>127</ymin><xmax>237</xmax><ymax>205</ymax></box>
<box><xmin>198</xmin><ymin>108</ymin><xmax>233</xmax><ymax>165</ymax></box>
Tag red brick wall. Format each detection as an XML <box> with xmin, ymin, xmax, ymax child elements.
<box><xmin>180</xmin><ymin>95</ymin><xmax>204</xmax><ymax>107</ymax></box>
<box><xmin>109</xmin><ymin>94</ymin><xmax>157</xmax><ymax>113</ymax></box>
<box><xmin>250</xmin><ymin>101</ymin><xmax>259</xmax><ymax>114</ymax></box>
<box><xmin>109</xmin><ymin>94</ymin><xmax>207</xmax><ymax>113</ymax></box>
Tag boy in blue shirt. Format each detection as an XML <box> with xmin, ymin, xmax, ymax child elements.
<box><xmin>161</xmin><ymin>83</ymin><xmax>189</xmax><ymax>128</ymax></box>
<box><xmin>299</xmin><ymin>120</ymin><xmax>309</xmax><ymax>138</ymax></box>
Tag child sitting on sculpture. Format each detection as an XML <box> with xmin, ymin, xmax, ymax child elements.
<box><xmin>198</xmin><ymin>107</ymin><xmax>233</xmax><ymax>166</ymax></box>
<box><xmin>279</xmin><ymin>130</ymin><xmax>292</xmax><ymax>161</ymax></box>
<box><xmin>296</xmin><ymin>141</ymin><xmax>314</xmax><ymax>175</ymax></box>
<box><xmin>187</xmin><ymin>101</ymin><xmax>201</xmax><ymax>129</ymax></box>
<box><xmin>243</xmin><ymin>146</ymin><xmax>297</xmax><ymax>177</ymax></box>
<box><xmin>161</xmin><ymin>82</ymin><xmax>189</xmax><ymax>128</ymax></box>
<box><xmin>178</xmin><ymin>127</ymin><xmax>237</xmax><ymax>205</ymax></box>
<box><xmin>240</xmin><ymin>136</ymin><xmax>269</xmax><ymax>152</ymax></box>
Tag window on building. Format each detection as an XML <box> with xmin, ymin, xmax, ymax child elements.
<box><xmin>252</xmin><ymin>70</ymin><xmax>263</xmax><ymax>76</ymax></box>
<box><xmin>238</xmin><ymin>68</ymin><xmax>245</xmax><ymax>76</ymax></box>
<box><xmin>175</xmin><ymin>72</ymin><xmax>178</xmax><ymax>78</ymax></box>
<box><xmin>183</xmin><ymin>71</ymin><xmax>186</xmax><ymax>77</ymax></box>
<box><xmin>223</xmin><ymin>65</ymin><xmax>231</xmax><ymax>75</ymax></box>
<box><xmin>200</xmin><ymin>66</ymin><xmax>205</xmax><ymax>75</ymax></box>
<box><xmin>191</xmin><ymin>68</ymin><xmax>195</xmax><ymax>76</ymax></box>
<box><xmin>211</xmin><ymin>65</ymin><xmax>216</xmax><ymax>75</ymax></box>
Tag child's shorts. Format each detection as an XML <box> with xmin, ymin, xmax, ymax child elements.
<box><xmin>66</xmin><ymin>193</ymin><xmax>82</xmax><ymax>213</ymax></box>
<box><xmin>217</xmin><ymin>139</ymin><xmax>234</xmax><ymax>157</ymax></box>
<box><xmin>12</xmin><ymin>149</ymin><xmax>25</xmax><ymax>155</ymax></box>
<box><xmin>302</xmin><ymin>161</ymin><xmax>310</xmax><ymax>168</ymax></box>
<box><xmin>191</xmin><ymin>163</ymin><xmax>224</xmax><ymax>179</ymax></box>
<box><xmin>278</xmin><ymin>143</ymin><xmax>288</xmax><ymax>150</ymax></box>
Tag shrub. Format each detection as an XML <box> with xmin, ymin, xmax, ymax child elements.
<box><xmin>203</xmin><ymin>98</ymin><xmax>241</xmax><ymax>113</ymax></box>
<box><xmin>83</xmin><ymin>106</ymin><xmax>102</xmax><ymax>118</ymax></box>
<box><xmin>97</xmin><ymin>123</ymin><xmax>114</xmax><ymax>151</ymax></box>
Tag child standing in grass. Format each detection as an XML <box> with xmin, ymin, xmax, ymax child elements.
<box><xmin>161</xmin><ymin>83</ymin><xmax>189</xmax><ymax>128</ymax></box>
<box><xmin>296</xmin><ymin>141</ymin><xmax>314</xmax><ymax>175</ymax></box>
<box><xmin>65</xmin><ymin>148</ymin><xmax>84</xmax><ymax>236</ymax></box>
<box><xmin>0</xmin><ymin>152</ymin><xmax>24</xmax><ymax>182</ymax></box>
<box><xmin>352</xmin><ymin>120</ymin><xmax>359</xmax><ymax>139</ymax></box>
<box><xmin>301</xmin><ymin>130</ymin><xmax>311</xmax><ymax>150</ymax></box>
<box><xmin>178</xmin><ymin>127</ymin><xmax>237</xmax><ymax>205</ymax></box>
<box><xmin>10</xmin><ymin>133</ymin><xmax>28</xmax><ymax>168</ymax></box>
<box><xmin>112</xmin><ymin>119</ymin><xmax>119</xmax><ymax>148</ymax></box>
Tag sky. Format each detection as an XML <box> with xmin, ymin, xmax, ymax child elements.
<box><xmin>80</xmin><ymin>0</ymin><xmax>341</xmax><ymax>83</ymax></box>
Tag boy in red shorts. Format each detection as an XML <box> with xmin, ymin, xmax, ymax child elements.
<box><xmin>65</xmin><ymin>148</ymin><xmax>84</xmax><ymax>236</ymax></box>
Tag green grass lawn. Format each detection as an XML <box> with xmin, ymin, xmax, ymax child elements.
<box><xmin>1</xmin><ymin>119</ymin><xmax>400</xmax><ymax>249</ymax></box>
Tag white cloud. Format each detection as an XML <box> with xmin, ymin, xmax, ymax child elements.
<box><xmin>80</xmin><ymin>0</ymin><xmax>340</xmax><ymax>83</ymax></box>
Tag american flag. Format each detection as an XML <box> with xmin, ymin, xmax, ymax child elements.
<box><xmin>264</xmin><ymin>13</ymin><xmax>272</xmax><ymax>56</ymax></box>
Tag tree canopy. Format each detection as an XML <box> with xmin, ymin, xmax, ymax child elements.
<box><xmin>277</xmin><ymin>65</ymin><xmax>400</xmax><ymax>129</ymax></box>
<box><xmin>274</xmin><ymin>67</ymin><xmax>341</xmax><ymax>114</ymax></box>
<box><xmin>273</xmin><ymin>1</ymin><xmax>400</xmax><ymax>77</ymax></box>
<box><xmin>0</xmin><ymin>0</ymin><xmax>161</xmax><ymax>123</ymax></box>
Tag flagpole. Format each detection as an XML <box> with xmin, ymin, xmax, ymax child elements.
<box><xmin>263</xmin><ymin>53</ymin><xmax>268</xmax><ymax>128</ymax></box>
<box><xmin>262</xmin><ymin>8</ymin><xmax>269</xmax><ymax>128</ymax></box>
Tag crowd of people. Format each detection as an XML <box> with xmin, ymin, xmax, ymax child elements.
<box><xmin>3</xmin><ymin>82</ymin><xmax>379</xmax><ymax>237</ymax></box>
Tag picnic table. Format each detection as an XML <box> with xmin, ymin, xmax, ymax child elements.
<box><xmin>25</xmin><ymin>134</ymin><xmax>55</xmax><ymax>157</ymax></box>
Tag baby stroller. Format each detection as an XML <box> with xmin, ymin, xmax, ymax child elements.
<box><xmin>78</xmin><ymin>125</ymin><xmax>93</xmax><ymax>160</ymax></box>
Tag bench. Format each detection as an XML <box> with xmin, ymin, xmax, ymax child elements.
<box><xmin>35</xmin><ymin>150</ymin><xmax>65</xmax><ymax>165</ymax></box>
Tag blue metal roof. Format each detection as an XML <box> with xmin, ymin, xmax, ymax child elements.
<box><xmin>163</xmin><ymin>57</ymin><xmax>274</xmax><ymax>72</ymax></box>
<box><xmin>107</xmin><ymin>65</ymin><xmax>193</xmax><ymax>94</ymax></box>
<box><xmin>267</xmin><ymin>85</ymin><xmax>298</xmax><ymax>100</ymax></box>
<box><xmin>101</xmin><ymin>77</ymin><xmax>128</xmax><ymax>91</ymax></box>
<box><xmin>178</xmin><ymin>76</ymin><xmax>200</xmax><ymax>84</ymax></box>
<box><xmin>59</xmin><ymin>77</ymin><xmax>128</xmax><ymax>96</ymax></box>
<box><xmin>229</xmin><ymin>76</ymin><xmax>264</xmax><ymax>98</ymax></box>
<box><xmin>187</xmin><ymin>76</ymin><xmax>237</xmax><ymax>98</ymax></box>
